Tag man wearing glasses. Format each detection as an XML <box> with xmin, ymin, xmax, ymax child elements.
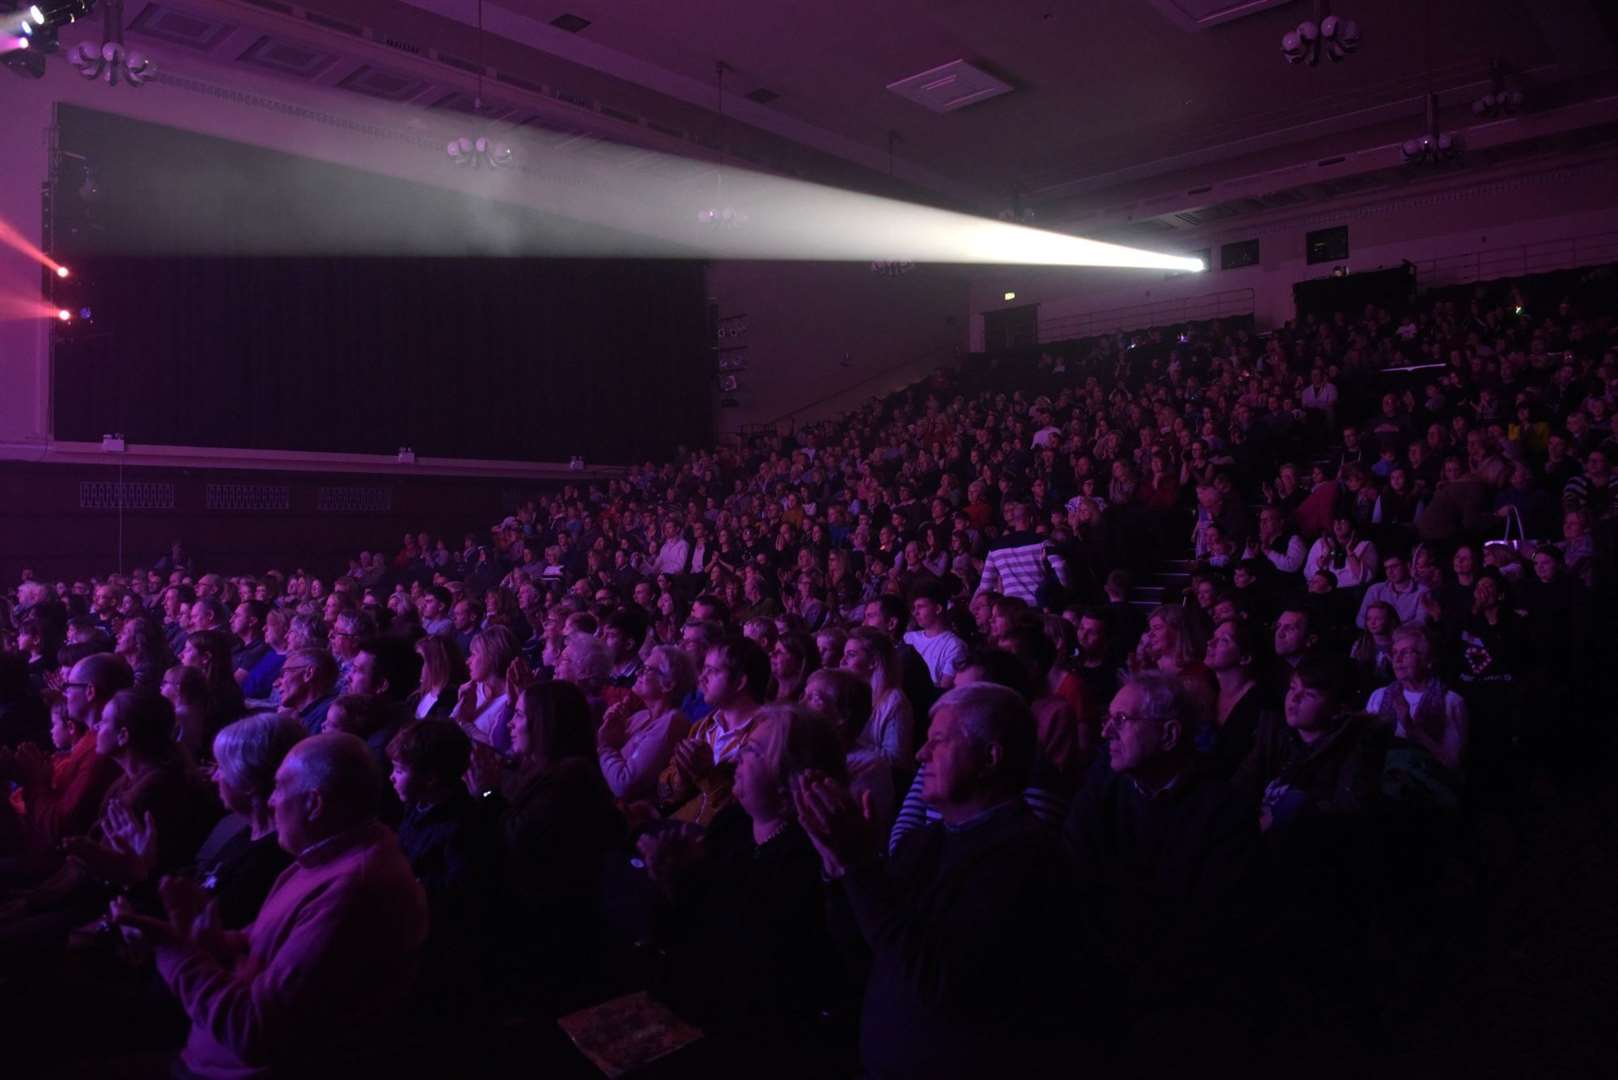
<box><xmin>274</xmin><ymin>648</ymin><xmax>341</xmax><ymax>736</ymax></box>
<box><xmin>1064</xmin><ymin>672</ymin><xmax>1260</xmax><ymax>1046</ymax></box>
<box><xmin>1</xmin><ymin>653</ymin><xmax>132</xmax><ymax>855</ymax></box>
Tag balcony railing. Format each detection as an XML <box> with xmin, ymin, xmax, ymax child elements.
<box><xmin>1413</xmin><ymin>231</ymin><xmax>1618</xmax><ymax>290</ymax></box>
<box><xmin>1038</xmin><ymin>288</ymin><xmax>1256</xmax><ymax>344</ymax></box>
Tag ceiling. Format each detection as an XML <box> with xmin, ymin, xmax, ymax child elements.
<box><xmin>411</xmin><ymin>0</ymin><xmax>1615</xmax><ymax>204</ymax></box>
<box><xmin>62</xmin><ymin>0</ymin><xmax>1618</xmax><ymax>221</ymax></box>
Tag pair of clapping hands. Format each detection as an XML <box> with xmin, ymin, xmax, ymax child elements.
<box><xmin>110</xmin><ymin>874</ymin><xmax>242</xmax><ymax>965</ymax></box>
<box><xmin>65</xmin><ymin>800</ymin><xmax>159</xmax><ymax>887</ymax></box>
<box><xmin>633</xmin><ymin>770</ymin><xmax>877</xmax><ymax>887</ymax></box>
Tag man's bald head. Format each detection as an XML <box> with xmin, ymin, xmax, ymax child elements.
<box><xmin>66</xmin><ymin>652</ymin><xmax>134</xmax><ymax>727</ymax></box>
<box><xmin>272</xmin><ymin>732</ymin><xmax>380</xmax><ymax>853</ymax></box>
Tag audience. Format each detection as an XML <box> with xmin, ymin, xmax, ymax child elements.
<box><xmin>113</xmin><ymin>732</ymin><xmax>427</xmax><ymax>1078</ymax></box>
<box><xmin>1</xmin><ymin>264</ymin><xmax>1613</xmax><ymax>1076</ymax></box>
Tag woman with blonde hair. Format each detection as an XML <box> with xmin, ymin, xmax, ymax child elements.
<box><xmin>411</xmin><ymin>635</ymin><xmax>465</xmax><ymax>720</ymax></box>
<box><xmin>1134</xmin><ymin>603</ymin><xmax>1216</xmax><ymax>725</ymax></box>
<box><xmin>801</xmin><ymin>667</ymin><xmax>894</xmax><ymax>836</ymax></box>
<box><xmin>452</xmin><ymin>625</ymin><xmax>521</xmax><ymax>751</ymax></box>
<box><xmin>840</xmin><ymin>627</ymin><xmax>914</xmax><ymax>771</ymax></box>
<box><xmin>1350</xmin><ymin>600</ymin><xmax>1399</xmax><ymax>687</ymax></box>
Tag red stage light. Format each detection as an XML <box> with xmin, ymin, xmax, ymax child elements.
<box><xmin>57</xmin><ymin>308</ymin><xmax>71</xmax><ymax>321</ymax></box>
<box><xmin>56</xmin><ymin>265</ymin><xmax>70</xmax><ymax>278</ymax></box>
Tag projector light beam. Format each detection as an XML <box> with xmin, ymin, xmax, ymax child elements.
<box><xmin>1</xmin><ymin>98</ymin><xmax>1205</xmax><ymax>276</ymax></box>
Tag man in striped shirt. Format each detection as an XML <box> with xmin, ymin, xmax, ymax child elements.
<box><xmin>1562</xmin><ymin>448</ymin><xmax>1615</xmax><ymax>517</ymax></box>
<box><xmin>975</xmin><ymin>528</ymin><xmax>1070</xmax><ymax>607</ymax></box>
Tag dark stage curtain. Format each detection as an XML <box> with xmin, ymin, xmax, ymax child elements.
<box><xmin>49</xmin><ymin>106</ymin><xmax>711</xmax><ymax>464</ymax></box>
<box><xmin>51</xmin><ymin>255</ymin><xmax>710</xmax><ymax>463</ymax></box>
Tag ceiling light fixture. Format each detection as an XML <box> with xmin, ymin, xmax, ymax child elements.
<box><xmin>871</xmin><ymin>131</ymin><xmax>916</xmax><ymax>276</ymax></box>
<box><xmin>66</xmin><ymin>0</ymin><xmax>153</xmax><ymax>87</ymax></box>
<box><xmin>698</xmin><ymin>61</ymin><xmax>746</xmax><ymax>228</ymax></box>
<box><xmin>997</xmin><ymin>189</ymin><xmax>1036</xmax><ymax>225</ymax></box>
<box><xmin>1402</xmin><ymin>2</ymin><xmax>1458</xmax><ymax>167</ymax></box>
<box><xmin>1472</xmin><ymin>58</ymin><xmax>1524</xmax><ymax>118</ymax></box>
<box><xmin>1282</xmin><ymin>0</ymin><xmax>1359</xmax><ymax>66</ymax></box>
<box><xmin>446</xmin><ymin>0</ymin><xmax>512</xmax><ymax>169</ymax></box>
<box><xmin>1401</xmin><ymin>92</ymin><xmax>1458</xmax><ymax>165</ymax></box>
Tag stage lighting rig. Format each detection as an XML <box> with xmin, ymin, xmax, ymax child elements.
<box><xmin>26</xmin><ymin>2</ymin><xmax>97</xmax><ymax>28</ymax></box>
<box><xmin>47</xmin><ymin>256</ymin><xmax>97</xmax><ymax>340</ymax></box>
<box><xmin>1282</xmin><ymin>1</ymin><xmax>1359</xmax><ymax>66</ymax></box>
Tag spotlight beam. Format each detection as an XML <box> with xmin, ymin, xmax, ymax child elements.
<box><xmin>0</xmin><ymin>215</ymin><xmax>68</xmax><ymax>275</ymax></box>
<box><xmin>16</xmin><ymin>106</ymin><xmax>1203</xmax><ymax>274</ymax></box>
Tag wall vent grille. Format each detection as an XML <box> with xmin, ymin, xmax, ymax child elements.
<box><xmin>79</xmin><ymin>481</ymin><xmax>176</xmax><ymax>511</ymax></box>
<box><xmin>206</xmin><ymin>484</ymin><xmax>291</xmax><ymax>511</ymax></box>
<box><xmin>317</xmin><ymin>486</ymin><xmax>391</xmax><ymax>513</ymax></box>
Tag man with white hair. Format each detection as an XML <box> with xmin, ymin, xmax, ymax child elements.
<box><xmin>116</xmin><ymin>732</ymin><xmax>427</xmax><ymax>1079</ymax></box>
<box><xmin>793</xmin><ymin>683</ymin><xmax>1086</xmax><ymax>1078</ymax></box>
<box><xmin>1063</xmin><ymin>672</ymin><xmax>1260</xmax><ymax>1028</ymax></box>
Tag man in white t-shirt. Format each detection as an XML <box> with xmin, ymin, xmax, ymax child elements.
<box><xmin>902</xmin><ymin>584</ymin><xmax>967</xmax><ymax>689</ymax></box>
<box><xmin>1300</xmin><ymin>368</ymin><xmax>1339</xmax><ymax>425</ymax></box>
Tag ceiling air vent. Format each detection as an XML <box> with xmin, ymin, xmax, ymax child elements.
<box><xmin>238</xmin><ymin>35</ymin><xmax>339</xmax><ymax>78</ymax></box>
<box><xmin>337</xmin><ymin>64</ymin><xmax>430</xmax><ymax>102</ymax></box>
<box><xmin>437</xmin><ymin>51</ymin><xmax>482</xmax><ymax>74</ymax></box>
<box><xmin>382</xmin><ymin>37</ymin><xmax>424</xmax><ymax>57</ymax></box>
<box><xmin>431</xmin><ymin>91</ymin><xmax>513</xmax><ymax>120</ymax></box>
<box><xmin>550</xmin><ymin>13</ymin><xmax>592</xmax><ymax>33</ymax></box>
<box><xmin>1146</xmin><ymin>0</ymin><xmax>1292</xmax><ymax>32</ymax></box>
<box><xmin>551</xmin><ymin>87</ymin><xmax>594</xmax><ymax>110</ymax></box>
<box><xmin>303</xmin><ymin>10</ymin><xmax>363</xmax><ymax>37</ymax></box>
<box><xmin>127</xmin><ymin>4</ymin><xmax>236</xmax><ymax>51</ymax></box>
<box><xmin>744</xmin><ymin>87</ymin><xmax>780</xmax><ymax>105</ymax></box>
<box><xmin>496</xmin><ymin>71</ymin><xmax>545</xmax><ymax>94</ymax></box>
<box><xmin>887</xmin><ymin>60</ymin><xmax>1012</xmax><ymax>114</ymax></box>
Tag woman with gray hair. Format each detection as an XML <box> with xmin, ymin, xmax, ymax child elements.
<box><xmin>556</xmin><ymin>631</ymin><xmax>616</xmax><ymax>721</ymax></box>
<box><xmin>598</xmin><ymin>644</ymin><xmax>695</xmax><ymax>801</ymax></box>
<box><xmin>105</xmin><ymin>711</ymin><xmax>304</xmax><ymax>928</ymax></box>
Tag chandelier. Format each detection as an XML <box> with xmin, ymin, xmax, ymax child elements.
<box><xmin>1402</xmin><ymin>92</ymin><xmax>1459</xmax><ymax>166</ymax></box>
<box><xmin>447</xmin><ymin>135</ymin><xmax>511</xmax><ymax>170</ymax></box>
<box><xmin>697</xmin><ymin>203</ymin><xmax>747</xmax><ymax>227</ymax></box>
<box><xmin>65</xmin><ymin>0</ymin><xmax>153</xmax><ymax>87</ymax></box>
<box><xmin>1281</xmin><ymin>1</ymin><xmax>1360</xmax><ymax>66</ymax></box>
<box><xmin>446</xmin><ymin>0</ymin><xmax>513</xmax><ymax>170</ymax></box>
<box><xmin>1472</xmin><ymin>58</ymin><xmax>1524</xmax><ymax>118</ymax></box>
<box><xmin>697</xmin><ymin>62</ymin><xmax>748</xmax><ymax>228</ymax></box>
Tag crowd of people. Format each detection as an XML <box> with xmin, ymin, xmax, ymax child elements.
<box><xmin>1</xmin><ymin>263</ymin><xmax>1615</xmax><ymax>1078</ymax></box>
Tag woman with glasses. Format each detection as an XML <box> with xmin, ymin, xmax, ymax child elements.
<box><xmin>597</xmin><ymin>645</ymin><xmax>695</xmax><ymax>802</ymax></box>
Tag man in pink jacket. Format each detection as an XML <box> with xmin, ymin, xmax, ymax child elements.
<box><xmin>116</xmin><ymin>732</ymin><xmax>427</xmax><ymax>1079</ymax></box>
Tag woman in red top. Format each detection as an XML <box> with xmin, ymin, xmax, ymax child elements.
<box><xmin>1137</xmin><ymin>450</ymin><xmax>1182</xmax><ymax>512</ymax></box>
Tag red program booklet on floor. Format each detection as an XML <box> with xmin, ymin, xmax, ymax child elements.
<box><xmin>557</xmin><ymin>991</ymin><xmax>704</xmax><ymax>1078</ymax></box>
